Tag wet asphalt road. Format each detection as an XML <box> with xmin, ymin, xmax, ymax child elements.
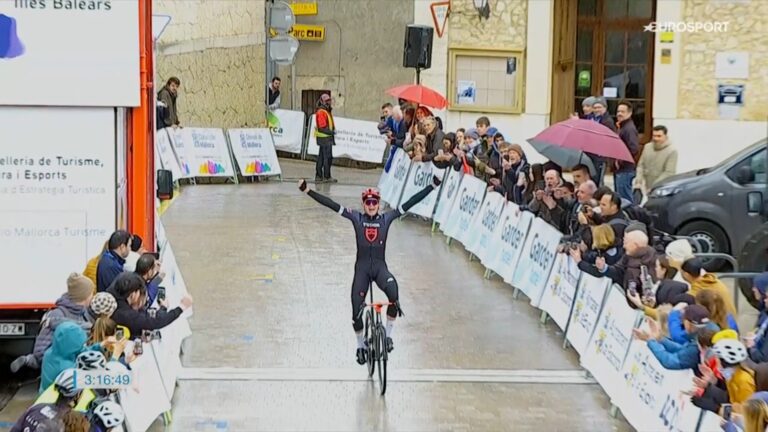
<box><xmin>0</xmin><ymin>160</ymin><xmax>633</xmax><ymax>431</ymax></box>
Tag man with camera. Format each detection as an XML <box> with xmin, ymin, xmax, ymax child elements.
<box><xmin>528</xmin><ymin>169</ymin><xmax>567</xmax><ymax>230</ymax></box>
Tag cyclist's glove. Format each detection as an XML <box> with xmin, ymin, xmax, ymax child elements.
<box><xmin>431</xmin><ymin>175</ymin><xmax>442</xmax><ymax>188</ymax></box>
<box><xmin>299</xmin><ymin>179</ymin><xmax>308</xmax><ymax>192</ymax></box>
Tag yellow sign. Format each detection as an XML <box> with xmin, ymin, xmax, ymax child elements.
<box><xmin>271</xmin><ymin>24</ymin><xmax>325</xmax><ymax>41</ymax></box>
<box><xmin>289</xmin><ymin>2</ymin><xmax>318</xmax><ymax>15</ymax></box>
<box><xmin>660</xmin><ymin>31</ymin><xmax>674</xmax><ymax>43</ymax></box>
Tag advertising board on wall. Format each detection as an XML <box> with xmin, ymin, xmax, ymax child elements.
<box><xmin>227</xmin><ymin>128</ymin><xmax>282</xmax><ymax>177</ymax></box>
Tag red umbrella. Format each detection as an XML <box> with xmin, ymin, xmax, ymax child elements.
<box><xmin>387</xmin><ymin>84</ymin><xmax>447</xmax><ymax>109</ymax></box>
<box><xmin>527</xmin><ymin>118</ymin><xmax>634</xmax><ymax>169</ymax></box>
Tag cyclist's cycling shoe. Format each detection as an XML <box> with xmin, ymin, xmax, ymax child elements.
<box><xmin>385</xmin><ymin>337</ymin><xmax>394</xmax><ymax>353</ymax></box>
<box><xmin>356</xmin><ymin>348</ymin><xmax>367</xmax><ymax>365</ymax></box>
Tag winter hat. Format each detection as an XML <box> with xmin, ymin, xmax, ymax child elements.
<box><xmin>90</xmin><ymin>292</ymin><xmax>118</xmax><ymax>317</ymax></box>
<box><xmin>582</xmin><ymin>96</ymin><xmax>597</xmax><ymax>107</ymax></box>
<box><xmin>625</xmin><ymin>221</ymin><xmax>647</xmax><ymax>235</ymax></box>
<box><xmin>754</xmin><ymin>272</ymin><xmax>768</xmax><ymax>296</ymax></box>
<box><xmin>666</xmin><ymin>239</ymin><xmax>694</xmax><ymax>264</ymax></box>
<box><xmin>683</xmin><ymin>304</ymin><xmax>710</xmax><ymax>326</ymax></box>
<box><xmin>466</xmin><ymin>129</ymin><xmax>479</xmax><ymax>140</ymax></box>
<box><xmin>67</xmin><ymin>273</ymin><xmax>94</xmax><ymax>302</ymax></box>
<box><xmin>508</xmin><ymin>143</ymin><xmax>524</xmax><ymax>159</ymax></box>
<box><xmin>592</xmin><ymin>97</ymin><xmax>608</xmax><ymax>107</ymax></box>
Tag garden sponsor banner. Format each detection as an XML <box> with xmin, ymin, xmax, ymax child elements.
<box><xmin>268</xmin><ymin>109</ymin><xmax>305</xmax><ymax>154</ymax></box>
<box><xmin>381</xmin><ymin>152</ymin><xmax>410</xmax><ymax>206</ymax></box>
<box><xmin>398</xmin><ymin>162</ymin><xmax>444</xmax><ymax>218</ymax></box>
<box><xmin>227</xmin><ymin>128</ymin><xmax>282</xmax><ymax>176</ymax></box>
<box><xmin>511</xmin><ymin>217</ymin><xmax>561</xmax><ymax>307</ymax></box>
<box><xmin>486</xmin><ymin>208</ymin><xmax>533</xmax><ymax>283</ymax></box>
<box><xmin>441</xmin><ymin>174</ymin><xmax>486</xmax><ymax>242</ymax></box>
<box><xmin>465</xmin><ymin>191</ymin><xmax>505</xmax><ymax>261</ymax></box>
<box><xmin>565</xmin><ymin>273</ymin><xmax>611</xmax><ymax>356</ymax></box>
<box><xmin>433</xmin><ymin>168</ymin><xmax>463</xmax><ymax>226</ymax></box>
<box><xmin>307</xmin><ymin>115</ymin><xmax>387</xmax><ymax>163</ymax></box>
<box><xmin>181</xmin><ymin>128</ymin><xmax>235</xmax><ymax>178</ymax></box>
<box><xmin>156</xmin><ymin>128</ymin><xmax>183</xmax><ymax>181</ymax></box>
<box><xmin>581</xmin><ymin>285</ymin><xmax>640</xmax><ymax>402</ymax></box>
<box><xmin>167</xmin><ymin>127</ymin><xmax>193</xmax><ymax>178</ymax></box>
<box><xmin>538</xmin><ymin>253</ymin><xmax>581</xmax><ymax>331</ymax></box>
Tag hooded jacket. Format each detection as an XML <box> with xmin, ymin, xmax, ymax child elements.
<box><xmin>39</xmin><ymin>322</ymin><xmax>88</xmax><ymax>393</ymax></box>
<box><xmin>689</xmin><ymin>273</ymin><xmax>737</xmax><ymax>315</ymax></box>
<box><xmin>32</xmin><ymin>294</ymin><xmax>92</xmax><ymax>364</ymax></box>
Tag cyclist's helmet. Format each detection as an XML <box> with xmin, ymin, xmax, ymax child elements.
<box><xmin>361</xmin><ymin>188</ymin><xmax>380</xmax><ymax>202</ymax></box>
<box><xmin>76</xmin><ymin>350</ymin><xmax>107</xmax><ymax>371</ymax></box>
<box><xmin>53</xmin><ymin>368</ymin><xmax>78</xmax><ymax>398</ymax></box>
<box><xmin>713</xmin><ymin>338</ymin><xmax>747</xmax><ymax>365</ymax></box>
<box><xmin>92</xmin><ymin>400</ymin><xmax>125</xmax><ymax>428</ymax></box>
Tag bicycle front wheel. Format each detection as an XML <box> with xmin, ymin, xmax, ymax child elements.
<box><xmin>376</xmin><ymin>323</ymin><xmax>388</xmax><ymax>395</ymax></box>
<box><xmin>365</xmin><ymin>309</ymin><xmax>375</xmax><ymax>378</ymax></box>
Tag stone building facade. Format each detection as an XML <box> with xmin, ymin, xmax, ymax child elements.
<box><xmin>153</xmin><ymin>0</ymin><xmax>266</xmax><ymax>128</ymax></box>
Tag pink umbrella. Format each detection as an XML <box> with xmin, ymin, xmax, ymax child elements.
<box><xmin>387</xmin><ymin>84</ymin><xmax>447</xmax><ymax>109</ymax></box>
<box><xmin>527</xmin><ymin>118</ymin><xmax>633</xmax><ymax>171</ymax></box>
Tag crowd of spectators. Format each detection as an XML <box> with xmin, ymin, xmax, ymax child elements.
<box><xmin>8</xmin><ymin>230</ymin><xmax>193</xmax><ymax>431</ymax></box>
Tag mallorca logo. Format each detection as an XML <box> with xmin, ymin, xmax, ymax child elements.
<box><xmin>267</xmin><ymin>111</ymin><xmax>283</xmax><ymax>135</ymax></box>
<box><xmin>0</xmin><ymin>14</ymin><xmax>25</xmax><ymax>59</ymax></box>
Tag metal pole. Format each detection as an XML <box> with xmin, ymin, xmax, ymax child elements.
<box><xmin>416</xmin><ymin>67</ymin><xmax>421</xmax><ymax>84</ymax></box>
<box><xmin>291</xmin><ymin>62</ymin><xmax>296</xmax><ymax>110</ymax></box>
<box><xmin>265</xmin><ymin>1</ymin><xmax>272</xmax><ymax>118</ymax></box>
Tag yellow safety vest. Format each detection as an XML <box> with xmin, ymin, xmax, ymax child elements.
<box><xmin>35</xmin><ymin>385</ymin><xmax>96</xmax><ymax>412</ymax></box>
<box><xmin>314</xmin><ymin>109</ymin><xmax>335</xmax><ymax>138</ymax></box>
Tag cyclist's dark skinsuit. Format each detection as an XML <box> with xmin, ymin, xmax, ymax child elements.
<box><xmin>307</xmin><ymin>185</ymin><xmax>435</xmax><ymax>331</ymax></box>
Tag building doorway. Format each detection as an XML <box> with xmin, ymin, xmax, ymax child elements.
<box><xmin>551</xmin><ymin>0</ymin><xmax>656</xmax><ymax>141</ymax></box>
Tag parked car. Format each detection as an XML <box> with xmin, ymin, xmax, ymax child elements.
<box><xmin>645</xmin><ymin>138</ymin><xmax>768</xmax><ymax>270</ymax></box>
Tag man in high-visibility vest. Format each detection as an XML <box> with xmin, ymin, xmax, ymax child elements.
<box><xmin>314</xmin><ymin>93</ymin><xmax>337</xmax><ymax>183</ymax></box>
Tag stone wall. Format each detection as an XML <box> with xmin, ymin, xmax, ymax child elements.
<box><xmin>154</xmin><ymin>0</ymin><xmax>266</xmax><ymax>128</ymax></box>
<box><xmin>448</xmin><ymin>0</ymin><xmax>527</xmax><ymax>48</ymax></box>
<box><xmin>276</xmin><ymin>0</ymin><xmax>414</xmax><ymax>120</ymax></box>
<box><xmin>677</xmin><ymin>0</ymin><xmax>768</xmax><ymax>121</ymax></box>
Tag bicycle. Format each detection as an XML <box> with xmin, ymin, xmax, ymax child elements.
<box><xmin>357</xmin><ymin>282</ymin><xmax>395</xmax><ymax>396</ymax></box>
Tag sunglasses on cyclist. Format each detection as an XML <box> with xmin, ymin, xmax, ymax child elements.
<box><xmin>364</xmin><ymin>199</ymin><xmax>379</xmax><ymax>207</ymax></box>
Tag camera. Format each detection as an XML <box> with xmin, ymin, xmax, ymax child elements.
<box><xmin>133</xmin><ymin>338</ymin><xmax>143</xmax><ymax>356</ymax></box>
<box><xmin>141</xmin><ymin>329</ymin><xmax>162</xmax><ymax>343</ymax></box>
<box><xmin>157</xmin><ymin>287</ymin><xmax>166</xmax><ymax>303</ymax></box>
<box><xmin>115</xmin><ymin>329</ymin><xmax>124</xmax><ymax>341</ymax></box>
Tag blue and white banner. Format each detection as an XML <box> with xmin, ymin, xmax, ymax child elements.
<box><xmin>465</xmin><ymin>191</ymin><xmax>506</xmax><ymax>262</ymax></box>
<box><xmin>511</xmin><ymin>217</ymin><xmax>562</xmax><ymax>307</ymax></box>
<box><xmin>538</xmin><ymin>253</ymin><xmax>581</xmax><ymax>331</ymax></box>
<box><xmin>441</xmin><ymin>174</ymin><xmax>487</xmax><ymax>242</ymax></box>
<box><xmin>486</xmin><ymin>207</ymin><xmax>533</xmax><ymax>283</ymax></box>
<box><xmin>581</xmin><ymin>285</ymin><xmax>640</xmax><ymax>403</ymax></box>
<box><xmin>433</xmin><ymin>168</ymin><xmax>463</xmax><ymax>226</ymax></box>
<box><xmin>399</xmin><ymin>162</ymin><xmax>444</xmax><ymax>218</ymax></box>
<box><xmin>565</xmin><ymin>273</ymin><xmax>611</xmax><ymax>356</ymax></box>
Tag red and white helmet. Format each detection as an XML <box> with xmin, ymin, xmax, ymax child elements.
<box><xmin>361</xmin><ymin>188</ymin><xmax>380</xmax><ymax>202</ymax></box>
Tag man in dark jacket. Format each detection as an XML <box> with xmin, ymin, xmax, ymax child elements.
<box><xmin>614</xmin><ymin>100</ymin><xmax>640</xmax><ymax>203</ymax></box>
<box><xmin>108</xmin><ymin>272</ymin><xmax>192</xmax><ymax>337</ymax></box>
<box><xmin>157</xmin><ymin>77</ymin><xmax>181</xmax><ymax>128</ymax></box>
<box><xmin>314</xmin><ymin>93</ymin><xmax>337</xmax><ymax>183</ymax></box>
<box><xmin>96</xmin><ymin>230</ymin><xmax>131</xmax><ymax>292</ymax></box>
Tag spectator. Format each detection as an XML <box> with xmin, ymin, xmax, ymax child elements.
<box><xmin>680</xmin><ymin>257</ymin><xmax>737</xmax><ymax>315</ymax></box>
<box><xmin>473</xmin><ymin>116</ymin><xmax>498</xmax><ymax>162</ymax></box>
<box><xmin>694</xmin><ymin>338</ymin><xmax>755</xmax><ymax>414</ymax></box>
<box><xmin>87</xmin><ymin>292</ymin><xmax>118</xmax><ymax>324</ymax></box>
<box><xmin>382</xmin><ymin>106</ymin><xmax>406</xmax><ymax>174</ymax></box>
<box><xmin>10</xmin><ymin>273</ymin><xmax>95</xmax><ymax>373</ymax></box>
<box><xmin>455</xmin><ymin>128</ymin><xmax>465</xmax><ymax>145</ymax></box>
<box><xmin>627</xmin><ymin>256</ymin><xmax>693</xmax><ymax>319</ymax></box>
<box><xmin>558</xmin><ymin>181</ymin><xmax>575</xmax><ymax>200</ymax></box>
<box><xmin>614</xmin><ymin>100</ymin><xmax>640</xmax><ymax>203</ymax></box>
<box><xmin>123</xmin><ymin>234</ymin><xmax>146</xmax><ymax>273</ymax></box>
<box><xmin>582</xmin><ymin>189</ymin><xmax>628</xmax><ymax>247</ymax></box>
<box><xmin>463</xmin><ymin>129</ymin><xmax>479</xmax><ymax>153</ymax></box>
<box><xmin>578</xmin><ymin>230</ymin><xmax>657</xmax><ymax>295</ymax></box>
<box><xmin>571</xmin><ymin>96</ymin><xmax>597</xmax><ymax>119</ymax></box>
<box><xmin>722</xmin><ymin>392</ymin><xmax>768</xmax><ymax>432</ymax></box>
<box><xmin>571</xmin><ymin>164</ymin><xmax>592</xmax><ymax>187</ymax></box>
<box><xmin>267</xmin><ymin>76</ymin><xmax>281</xmax><ymax>111</ymax></box>
<box><xmin>314</xmin><ymin>93</ymin><xmax>337</xmax><ymax>183</ymax></box>
<box><xmin>695</xmin><ymin>289</ymin><xmax>739</xmax><ymax>333</ymax></box>
<box><xmin>11</xmin><ymin>369</ymin><xmax>78</xmax><ymax>432</ymax></box>
<box><xmin>634</xmin><ymin>304</ymin><xmax>717</xmax><ymax>371</ymax></box>
<box><xmin>413</xmin><ymin>117</ymin><xmax>445</xmax><ymax>163</ymax></box>
<box><xmin>494</xmin><ymin>143</ymin><xmax>530</xmax><ymax>204</ymax></box>
<box><xmin>108</xmin><ymin>272</ymin><xmax>193</xmax><ymax>337</ymax></box>
<box><xmin>157</xmin><ymin>77</ymin><xmax>181</xmax><ymax>128</ymax></box>
<box><xmin>96</xmin><ymin>230</ymin><xmax>131</xmax><ymax>293</ymax></box>
<box><xmin>746</xmin><ymin>273</ymin><xmax>768</xmax><ymax>362</ymax></box>
<box><xmin>487</xmin><ymin>132</ymin><xmax>506</xmax><ymax>187</ymax></box>
<box><xmin>135</xmin><ymin>253</ymin><xmax>163</xmax><ymax>307</ymax></box>
<box><xmin>378</xmin><ymin>102</ymin><xmax>394</xmax><ymax>134</ymax></box>
<box><xmin>528</xmin><ymin>170</ymin><xmax>567</xmax><ymax>230</ymax></box>
<box><xmin>39</xmin><ymin>321</ymin><xmax>104</xmax><ymax>393</ymax></box>
<box><xmin>636</xmin><ymin>125</ymin><xmax>678</xmax><ymax>193</ymax></box>
<box><xmin>665</xmin><ymin>239</ymin><xmax>695</xmax><ymax>283</ymax></box>
<box><xmin>61</xmin><ymin>409</ymin><xmax>91</xmax><ymax>432</ymax></box>
<box><xmin>432</xmin><ymin>132</ymin><xmax>457</xmax><ymax>169</ymax></box>
<box><xmin>563</xmin><ymin>180</ymin><xmax>597</xmax><ymax>236</ymax></box>
<box><xmin>591</xmin><ymin>97</ymin><xmax>617</xmax><ymax>132</ymax></box>
<box><xmin>83</xmin><ymin>240</ymin><xmax>107</xmax><ymax>287</ymax></box>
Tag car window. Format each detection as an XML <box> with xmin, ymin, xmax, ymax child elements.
<box><xmin>727</xmin><ymin>148</ymin><xmax>767</xmax><ymax>184</ymax></box>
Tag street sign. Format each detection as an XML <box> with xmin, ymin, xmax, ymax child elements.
<box><xmin>430</xmin><ymin>2</ymin><xmax>450</xmax><ymax>38</ymax></box>
<box><xmin>270</xmin><ymin>1</ymin><xmax>296</xmax><ymax>33</ymax></box>
<box><xmin>289</xmin><ymin>2</ymin><xmax>318</xmax><ymax>16</ymax></box>
<box><xmin>270</xmin><ymin>36</ymin><xmax>300</xmax><ymax>65</ymax></box>
<box><xmin>269</xmin><ymin>24</ymin><xmax>325</xmax><ymax>41</ymax></box>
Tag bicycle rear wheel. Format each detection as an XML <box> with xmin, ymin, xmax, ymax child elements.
<box><xmin>364</xmin><ymin>309</ymin><xmax>375</xmax><ymax>377</ymax></box>
<box><xmin>376</xmin><ymin>322</ymin><xmax>388</xmax><ymax>395</ymax></box>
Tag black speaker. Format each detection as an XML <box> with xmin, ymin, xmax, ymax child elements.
<box><xmin>157</xmin><ymin>169</ymin><xmax>174</xmax><ymax>200</ymax></box>
<box><xmin>403</xmin><ymin>25</ymin><xmax>433</xmax><ymax>69</ymax></box>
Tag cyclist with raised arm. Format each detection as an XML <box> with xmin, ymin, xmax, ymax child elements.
<box><xmin>299</xmin><ymin>175</ymin><xmax>441</xmax><ymax>364</ymax></box>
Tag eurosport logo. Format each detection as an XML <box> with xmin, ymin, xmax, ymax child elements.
<box><xmin>643</xmin><ymin>21</ymin><xmax>729</xmax><ymax>33</ymax></box>
<box><xmin>0</xmin><ymin>14</ymin><xmax>25</xmax><ymax>59</ymax></box>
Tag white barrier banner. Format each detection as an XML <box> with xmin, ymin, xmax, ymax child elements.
<box><xmin>566</xmin><ymin>273</ymin><xmax>611</xmax><ymax>356</ymax></box>
<box><xmin>399</xmin><ymin>162</ymin><xmax>444</xmax><ymax>218</ymax></box>
<box><xmin>538</xmin><ymin>253</ymin><xmax>581</xmax><ymax>331</ymax></box>
<box><xmin>180</xmin><ymin>128</ymin><xmax>235</xmax><ymax>178</ymax></box>
<box><xmin>581</xmin><ymin>285</ymin><xmax>640</xmax><ymax>402</ymax></box>
<box><xmin>511</xmin><ymin>217</ymin><xmax>561</xmax><ymax>307</ymax></box>
<box><xmin>156</xmin><ymin>128</ymin><xmax>183</xmax><ymax>181</ymax></box>
<box><xmin>307</xmin><ymin>115</ymin><xmax>387</xmax><ymax>163</ymax></box>
<box><xmin>441</xmin><ymin>174</ymin><xmax>487</xmax><ymax>243</ymax></box>
<box><xmin>433</xmin><ymin>168</ymin><xmax>463</xmax><ymax>226</ymax></box>
<box><xmin>615</xmin><ymin>336</ymin><xmax>705</xmax><ymax>432</ymax></box>
<box><xmin>227</xmin><ymin>128</ymin><xmax>283</xmax><ymax>176</ymax></box>
<box><xmin>377</xmin><ymin>149</ymin><xmax>401</xmax><ymax>198</ymax></box>
<box><xmin>268</xmin><ymin>109</ymin><xmax>305</xmax><ymax>154</ymax></box>
<box><xmin>382</xmin><ymin>153</ymin><xmax>410</xmax><ymax>206</ymax></box>
<box><xmin>465</xmin><ymin>192</ymin><xmax>506</xmax><ymax>261</ymax></box>
<box><xmin>167</xmin><ymin>128</ymin><xmax>192</xmax><ymax>178</ymax></box>
<box><xmin>486</xmin><ymin>207</ymin><xmax>533</xmax><ymax>283</ymax></box>
<box><xmin>119</xmin><ymin>344</ymin><xmax>172</xmax><ymax>432</ymax></box>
